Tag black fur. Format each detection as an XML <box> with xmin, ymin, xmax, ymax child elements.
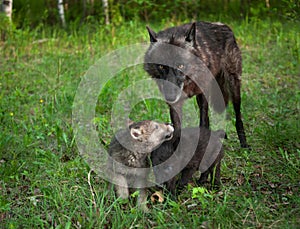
<box><xmin>144</xmin><ymin>21</ymin><xmax>249</xmax><ymax>148</ymax></box>
<box><xmin>151</xmin><ymin>127</ymin><xmax>225</xmax><ymax>194</ymax></box>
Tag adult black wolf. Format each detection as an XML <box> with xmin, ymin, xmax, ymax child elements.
<box><xmin>144</xmin><ymin>21</ymin><xmax>248</xmax><ymax>148</ymax></box>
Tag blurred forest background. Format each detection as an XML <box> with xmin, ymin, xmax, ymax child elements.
<box><xmin>1</xmin><ymin>0</ymin><xmax>299</xmax><ymax>29</ymax></box>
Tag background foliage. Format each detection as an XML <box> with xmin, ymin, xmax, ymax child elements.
<box><xmin>9</xmin><ymin>0</ymin><xmax>300</xmax><ymax>28</ymax></box>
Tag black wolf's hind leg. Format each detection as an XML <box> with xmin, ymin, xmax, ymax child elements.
<box><xmin>196</xmin><ymin>94</ymin><xmax>209</xmax><ymax>128</ymax></box>
<box><xmin>229</xmin><ymin>78</ymin><xmax>249</xmax><ymax>148</ymax></box>
<box><xmin>225</xmin><ymin>39</ymin><xmax>249</xmax><ymax>148</ymax></box>
<box><xmin>210</xmin><ymin>162</ymin><xmax>221</xmax><ymax>188</ymax></box>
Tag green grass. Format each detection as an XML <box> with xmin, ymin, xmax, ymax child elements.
<box><xmin>1</xmin><ymin>18</ymin><xmax>299</xmax><ymax>228</ymax></box>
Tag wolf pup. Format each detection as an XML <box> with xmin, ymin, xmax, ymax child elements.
<box><xmin>107</xmin><ymin>120</ymin><xmax>174</xmax><ymax>211</ymax></box>
<box><xmin>151</xmin><ymin>127</ymin><xmax>225</xmax><ymax>194</ymax></box>
<box><xmin>144</xmin><ymin>22</ymin><xmax>248</xmax><ymax>148</ymax></box>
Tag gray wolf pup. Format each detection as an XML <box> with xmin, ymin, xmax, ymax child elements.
<box><xmin>144</xmin><ymin>21</ymin><xmax>248</xmax><ymax>148</ymax></box>
<box><xmin>107</xmin><ymin>120</ymin><xmax>174</xmax><ymax>211</ymax></box>
<box><xmin>151</xmin><ymin>127</ymin><xmax>225</xmax><ymax>194</ymax></box>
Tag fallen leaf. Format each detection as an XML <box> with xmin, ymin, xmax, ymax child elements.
<box><xmin>237</xmin><ymin>174</ymin><xmax>245</xmax><ymax>186</ymax></box>
<box><xmin>0</xmin><ymin>213</ymin><xmax>7</xmax><ymax>222</ymax></box>
<box><xmin>150</xmin><ymin>191</ymin><xmax>164</xmax><ymax>203</ymax></box>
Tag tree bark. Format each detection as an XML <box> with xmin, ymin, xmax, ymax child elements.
<box><xmin>1</xmin><ymin>0</ymin><xmax>13</xmax><ymax>21</ymax></box>
<box><xmin>58</xmin><ymin>0</ymin><xmax>66</xmax><ymax>28</ymax></box>
<box><xmin>102</xmin><ymin>0</ymin><xmax>109</xmax><ymax>25</ymax></box>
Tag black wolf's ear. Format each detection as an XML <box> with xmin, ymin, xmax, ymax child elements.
<box><xmin>146</xmin><ymin>26</ymin><xmax>157</xmax><ymax>42</ymax></box>
<box><xmin>185</xmin><ymin>22</ymin><xmax>196</xmax><ymax>45</ymax></box>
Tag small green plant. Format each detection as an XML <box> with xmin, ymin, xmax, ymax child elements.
<box><xmin>191</xmin><ymin>186</ymin><xmax>214</xmax><ymax>209</ymax></box>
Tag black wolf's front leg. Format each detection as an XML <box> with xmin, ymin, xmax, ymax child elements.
<box><xmin>168</xmin><ymin>101</ymin><xmax>183</xmax><ymax>139</ymax></box>
<box><xmin>196</xmin><ymin>94</ymin><xmax>209</xmax><ymax>128</ymax></box>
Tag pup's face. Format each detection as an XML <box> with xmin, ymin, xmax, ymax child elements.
<box><xmin>130</xmin><ymin>120</ymin><xmax>174</xmax><ymax>151</ymax></box>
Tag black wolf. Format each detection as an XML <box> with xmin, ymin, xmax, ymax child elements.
<box><xmin>144</xmin><ymin>21</ymin><xmax>248</xmax><ymax>148</ymax></box>
<box><xmin>151</xmin><ymin>127</ymin><xmax>225</xmax><ymax>194</ymax></box>
<box><xmin>107</xmin><ymin>120</ymin><xmax>174</xmax><ymax>211</ymax></box>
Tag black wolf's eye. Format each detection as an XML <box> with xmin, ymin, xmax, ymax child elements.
<box><xmin>157</xmin><ymin>65</ymin><xmax>169</xmax><ymax>74</ymax></box>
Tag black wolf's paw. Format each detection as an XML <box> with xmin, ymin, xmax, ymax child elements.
<box><xmin>241</xmin><ymin>143</ymin><xmax>251</xmax><ymax>150</ymax></box>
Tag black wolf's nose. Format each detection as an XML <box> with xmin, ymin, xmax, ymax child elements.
<box><xmin>165</xmin><ymin>122</ymin><xmax>173</xmax><ymax>127</ymax></box>
<box><xmin>165</xmin><ymin>132</ymin><xmax>173</xmax><ymax>140</ymax></box>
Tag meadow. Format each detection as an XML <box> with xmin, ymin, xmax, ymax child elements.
<box><xmin>0</xmin><ymin>16</ymin><xmax>299</xmax><ymax>228</ymax></box>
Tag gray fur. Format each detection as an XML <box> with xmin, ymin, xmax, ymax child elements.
<box><xmin>107</xmin><ymin>120</ymin><xmax>174</xmax><ymax>211</ymax></box>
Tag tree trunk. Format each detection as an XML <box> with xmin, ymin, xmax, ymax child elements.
<box><xmin>58</xmin><ymin>0</ymin><xmax>66</xmax><ymax>28</ymax></box>
<box><xmin>88</xmin><ymin>0</ymin><xmax>94</xmax><ymax>15</ymax></box>
<box><xmin>83</xmin><ymin>0</ymin><xmax>87</xmax><ymax>19</ymax></box>
<box><xmin>1</xmin><ymin>0</ymin><xmax>13</xmax><ymax>21</ymax></box>
<box><xmin>83</xmin><ymin>0</ymin><xmax>95</xmax><ymax>20</ymax></box>
<box><xmin>102</xmin><ymin>0</ymin><xmax>109</xmax><ymax>25</ymax></box>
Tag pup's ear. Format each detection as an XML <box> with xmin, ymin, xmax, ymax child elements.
<box><xmin>127</xmin><ymin>118</ymin><xmax>134</xmax><ymax>128</ymax></box>
<box><xmin>185</xmin><ymin>22</ymin><xmax>196</xmax><ymax>45</ymax></box>
<box><xmin>130</xmin><ymin>127</ymin><xmax>143</xmax><ymax>141</ymax></box>
<box><xmin>146</xmin><ymin>26</ymin><xmax>157</xmax><ymax>42</ymax></box>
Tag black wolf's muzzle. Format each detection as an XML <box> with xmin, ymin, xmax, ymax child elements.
<box><xmin>160</xmin><ymin>80</ymin><xmax>183</xmax><ymax>104</ymax></box>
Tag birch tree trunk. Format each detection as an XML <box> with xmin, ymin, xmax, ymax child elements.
<box><xmin>1</xmin><ymin>0</ymin><xmax>13</xmax><ymax>22</ymax></box>
<box><xmin>58</xmin><ymin>0</ymin><xmax>66</xmax><ymax>28</ymax></box>
<box><xmin>102</xmin><ymin>0</ymin><xmax>109</xmax><ymax>25</ymax></box>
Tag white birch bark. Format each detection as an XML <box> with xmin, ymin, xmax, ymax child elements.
<box><xmin>1</xmin><ymin>0</ymin><xmax>13</xmax><ymax>22</ymax></box>
<box><xmin>102</xmin><ymin>0</ymin><xmax>109</xmax><ymax>25</ymax></box>
<box><xmin>58</xmin><ymin>0</ymin><xmax>66</xmax><ymax>28</ymax></box>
